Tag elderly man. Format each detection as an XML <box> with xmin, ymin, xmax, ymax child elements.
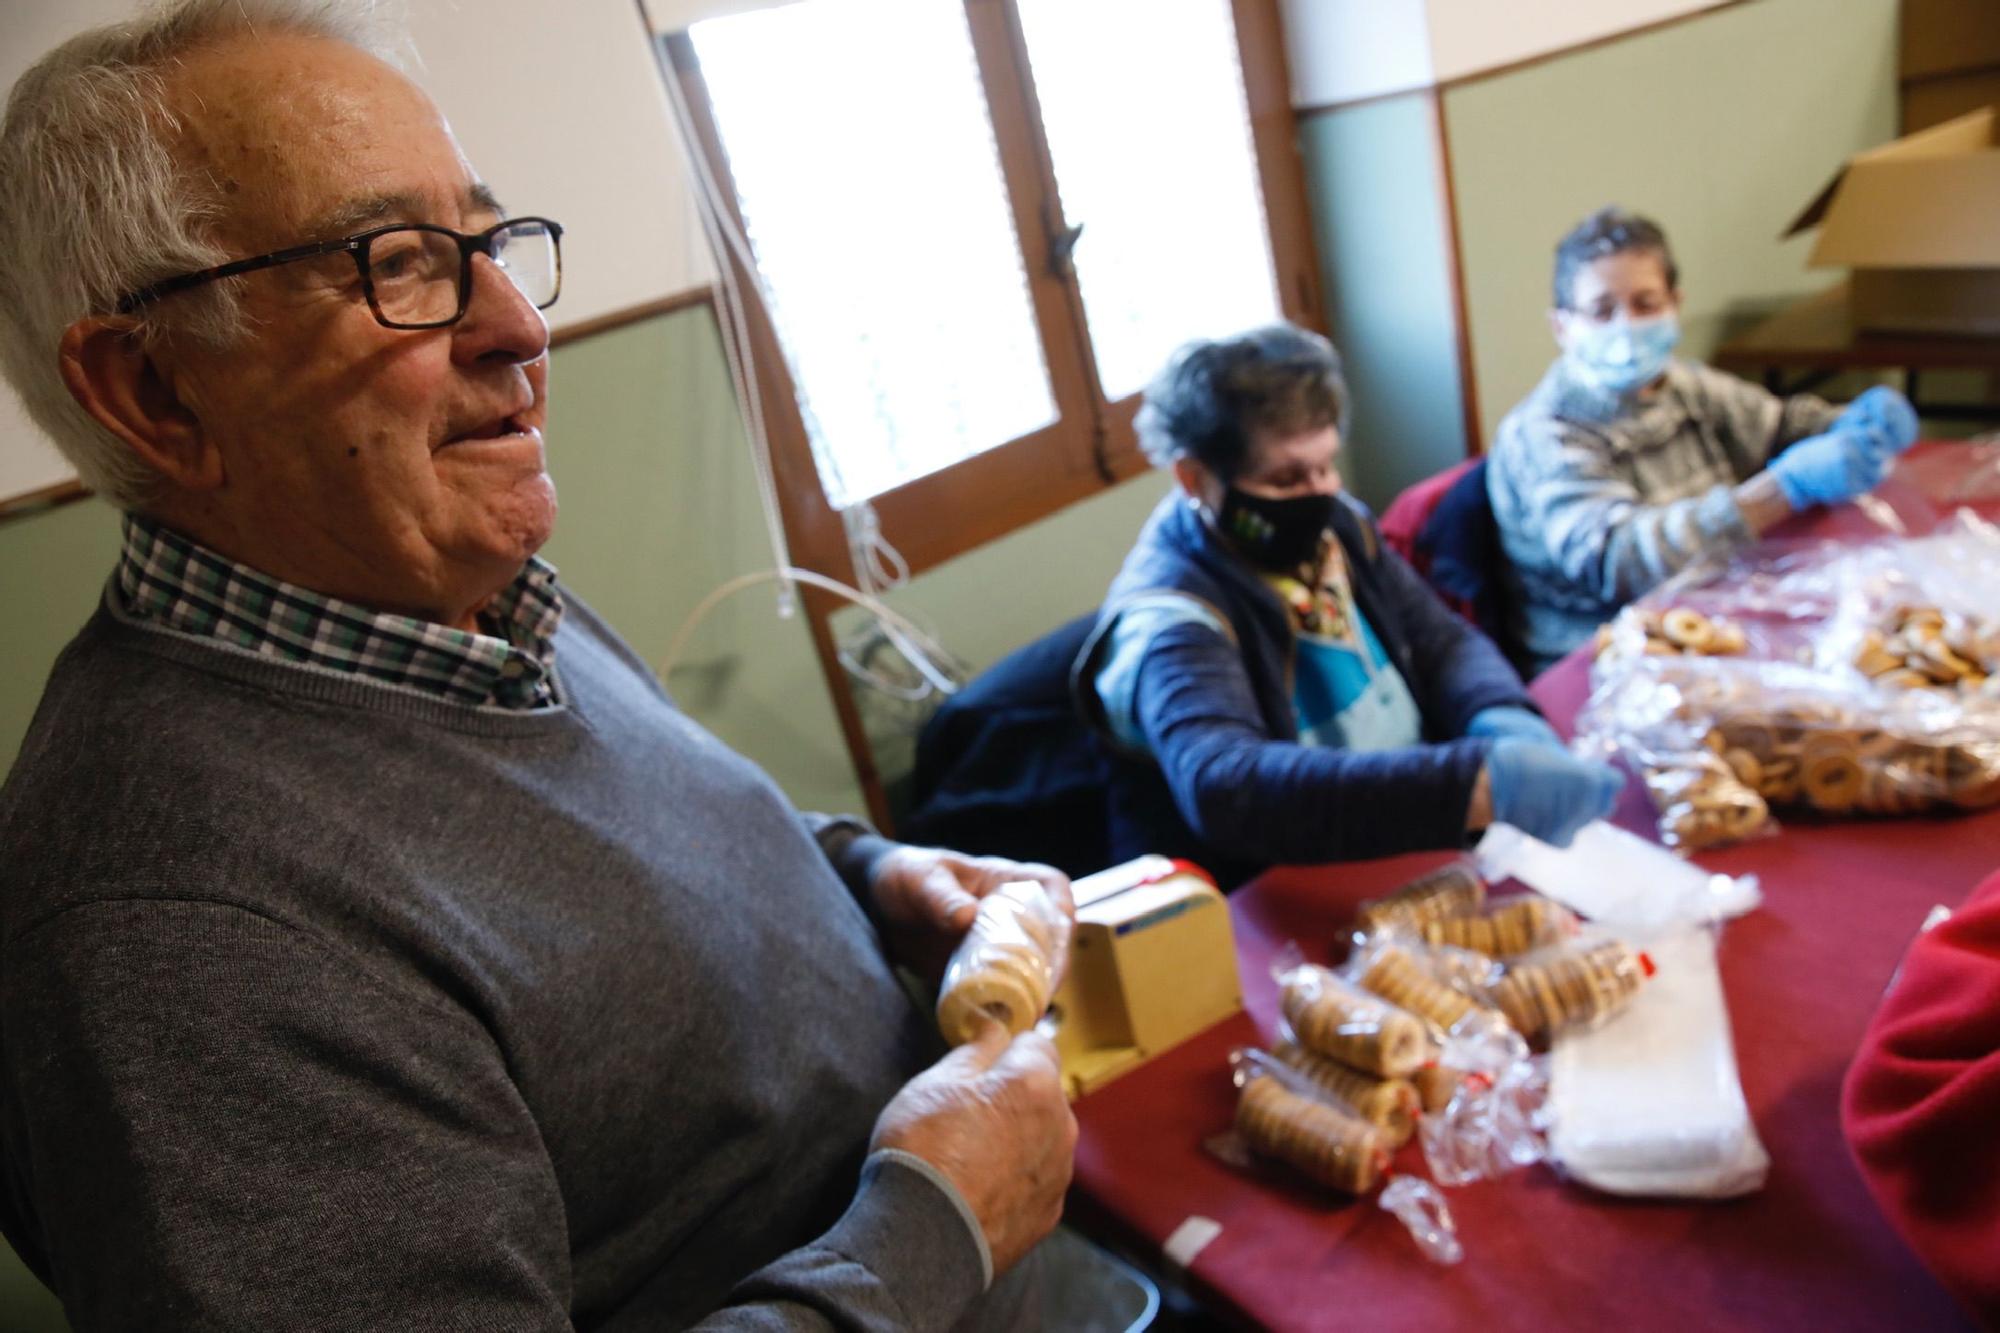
<box><xmin>1486</xmin><ymin>207</ymin><xmax>1920</xmax><ymax>673</ymax></box>
<box><xmin>0</xmin><ymin>3</ymin><xmax>1073</xmax><ymax>1329</ymax></box>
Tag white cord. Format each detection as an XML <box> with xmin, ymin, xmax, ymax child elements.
<box><xmin>662</xmin><ymin>566</ymin><xmax>963</xmax><ymax>699</ymax></box>
<box><xmin>649</xmin><ymin>19</ymin><xmax>797</xmax><ymax>614</ymax></box>
<box><xmin>644</xmin><ymin>9</ymin><xmax>963</xmax><ymax>703</ymax></box>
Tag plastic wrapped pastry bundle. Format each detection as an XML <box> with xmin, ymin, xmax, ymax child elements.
<box><xmin>1349</xmin><ymin>938</ymin><xmax>1507</xmax><ymax>1038</ymax></box>
<box><xmin>1352</xmin><ymin>861</ymin><xmax>1485</xmax><ymax>939</ymax></box>
<box><xmin>1271</xmin><ymin>1039</ymin><xmax>1421</xmax><ymax>1147</ymax></box>
<box><xmin>1853</xmin><ymin>603</ymin><xmax>2000</xmax><ymax>696</ymax></box>
<box><xmin>1418</xmin><ymin>893</ymin><xmax>1577</xmax><ymax>958</ymax></box>
<box><xmin>1643</xmin><ymin>751</ymin><xmax>1774</xmax><ymax>852</ymax></box>
<box><xmin>1489</xmin><ymin>938</ymin><xmax>1652</xmax><ymax>1046</ymax></box>
<box><xmin>935</xmin><ymin>880</ymin><xmax>1071</xmax><ymax>1046</ymax></box>
<box><xmin>1580</xmin><ymin>519</ymin><xmax>2000</xmax><ymax>850</ymax></box>
<box><xmin>1229</xmin><ymin>1051</ymin><xmax>1390</xmax><ymax>1196</ymax></box>
<box><xmin>1594</xmin><ymin>605</ymin><xmax>1749</xmax><ymax>662</ymax></box>
<box><xmin>1276</xmin><ymin>957</ymin><xmax>1432</xmax><ymax>1079</ymax></box>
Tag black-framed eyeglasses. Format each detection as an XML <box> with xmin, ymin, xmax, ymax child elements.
<box><xmin>114</xmin><ymin>216</ymin><xmax>564</xmax><ymax>330</ymax></box>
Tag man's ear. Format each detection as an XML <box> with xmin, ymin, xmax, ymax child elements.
<box><xmin>1546</xmin><ymin>308</ymin><xmax>1570</xmax><ymax>350</ymax></box>
<box><xmin>57</xmin><ymin>317</ymin><xmax>221</xmax><ymax>490</ymax></box>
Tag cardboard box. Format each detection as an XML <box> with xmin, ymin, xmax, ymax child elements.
<box><xmin>1901</xmin><ymin>0</ymin><xmax>2000</xmax><ymax>81</ymax></box>
<box><xmin>1786</xmin><ymin>108</ymin><xmax>2000</xmax><ymax>337</ymax></box>
<box><xmin>1903</xmin><ymin>67</ymin><xmax>2000</xmax><ymax>134</ymax></box>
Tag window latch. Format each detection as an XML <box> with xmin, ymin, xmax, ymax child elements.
<box><xmin>1047</xmin><ymin>219</ymin><xmax>1084</xmax><ymax>278</ymax></box>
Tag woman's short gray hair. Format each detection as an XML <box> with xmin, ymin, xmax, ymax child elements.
<box><xmin>0</xmin><ymin>0</ymin><xmax>406</xmax><ymax>509</ymax></box>
<box><xmin>1134</xmin><ymin>323</ymin><xmax>1351</xmax><ymax>481</ymax></box>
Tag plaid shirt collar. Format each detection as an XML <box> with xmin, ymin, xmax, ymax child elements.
<box><xmin>112</xmin><ymin>515</ymin><xmax>564</xmax><ymax>710</ymax></box>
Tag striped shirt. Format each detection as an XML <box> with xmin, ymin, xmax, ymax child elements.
<box><xmin>111</xmin><ymin>515</ymin><xmax>564</xmax><ymax>710</ymax></box>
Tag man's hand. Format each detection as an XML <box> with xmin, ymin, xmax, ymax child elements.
<box><xmin>869</xmin><ymin>846</ymin><xmax>1074</xmax><ymax>980</ymax></box>
<box><xmin>871</xmin><ymin>1020</ymin><xmax>1077</xmax><ymax>1278</ymax></box>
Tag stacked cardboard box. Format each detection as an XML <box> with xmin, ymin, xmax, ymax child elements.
<box><xmin>1901</xmin><ymin>0</ymin><xmax>2000</xmax><ymax>133</ymax></box>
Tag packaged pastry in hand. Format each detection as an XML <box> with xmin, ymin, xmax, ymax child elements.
<box><xmin>935</xmin><ymin>880</ymin><xmax>1070</xmax><ymax>1045</ymax></box>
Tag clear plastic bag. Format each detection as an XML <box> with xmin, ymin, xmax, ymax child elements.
<box><xmin>1578</xmin><ymin>513</ymin><xmax>2000</xmax><ymax>851</ymax></box>
<box><xmin>1544</xmin><ymin>927</ymin><xmax>1768</xmax><ymax>1198</ymax></box>
<box><xmin>935</xmin><ymin>880</ymin><xmax>1071</xmax><ymax>1045</ymax></box>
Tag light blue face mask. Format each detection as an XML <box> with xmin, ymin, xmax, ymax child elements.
<box><xmin>1564</xmin><ymin>312</ymin><xmax>1679</xmax><ymax>394</ymax></box>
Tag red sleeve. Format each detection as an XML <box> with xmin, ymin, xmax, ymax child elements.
<box><xmin>1842</xmin><ymin>868</ymin><xmax>2000</xmax><ymax>1326</ymax></box>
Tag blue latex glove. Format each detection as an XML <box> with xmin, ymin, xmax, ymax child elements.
<box><xmin>1465</xmin><ymin>706</ymin><xmax>1565</xmax><ymax>751</ymax></box>
<box><xmin>1484</xmin><ymin>737</ymin><xmax>1624</xmax><ymax>849</ymax></box>
<box><xmin>1767</xmin><ymin>429</ymin><xmax>1889</xmax><ymax>512</ymax></box>
<box><xmin>1838</xmin><ymin>386</ymin><xmax>1919</xmax><ymax>457</ymax></box>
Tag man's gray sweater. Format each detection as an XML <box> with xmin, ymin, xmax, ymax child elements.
<box><xmin>0</xmin><ymin>593</ymin><xmax>1010</xmax><ymax>1330</ymax></box>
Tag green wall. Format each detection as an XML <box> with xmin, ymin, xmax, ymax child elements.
<box><xmin>1292</xmin><ymin>0</ymin><xmax>1902</xmax><ymax>489</ymax></box>
<box><xmin>1445</xmin><ymin>0</ymin><xmax>1901</xmax><ymax>446</ymax></box>
<box><xmin>1298</xmin><ymin>93</ymin><xmax>1471</xmax><ymax>510</ymax></box>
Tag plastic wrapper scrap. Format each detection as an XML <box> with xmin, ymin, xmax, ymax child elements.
<box><xmin>1578</xmin><ymin>512</ymin><xmax>2000</xmax><ymax>852</ymax></box>
<box><xmin>1205</xmin><ymin>1048</ymin><xmax>1463</xmax><ymax>1264</ymax></box>
<box><xmin>935</xmin><ymin>880</ymin><xmax>1070</xmax><ymax>1045</ymax></box>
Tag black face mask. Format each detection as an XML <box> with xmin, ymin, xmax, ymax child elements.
<box><xmin>1217</xmin><ymin>486</ymin><xmax>1335</xmax><ymax>571</ymax></box>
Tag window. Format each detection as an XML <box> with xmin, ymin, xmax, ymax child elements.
<box><xmin>662</xmin><ymin>0</ymin><xmax>1318</xmax><ymax>821</ymax></box>
<box><xmin>691</xmin><ymin>1</ymin><xmax>1057</xmax><ymax>509</ymax></box>
<box><xmin>669</xmin><ymin>0</ymin><xmax>1316</xmax><ymax>571</ymax></box>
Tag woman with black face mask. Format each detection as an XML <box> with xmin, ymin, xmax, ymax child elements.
<box><xmin>1074</xmin><ymin>323</ymin><xmax>1623</xmax><ymax>889</ymax></box>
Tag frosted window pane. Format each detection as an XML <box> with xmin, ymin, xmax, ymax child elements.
<box><xmin>1017</xmin><ymin>0</ymin><xmax>1281</xmax><ymax>402</ymax></box>
<box><xmin>692</xmin><ymin>1</ymin><xmax>1056</xmax><ymax>510</ymax></box>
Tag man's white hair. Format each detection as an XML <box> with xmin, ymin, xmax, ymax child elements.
<box><xmin>0</xmin><ymin>1</ymin><xmax>407</xmax><ymax>509</ymax></box>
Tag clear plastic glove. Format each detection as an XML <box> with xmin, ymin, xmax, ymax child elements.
<box><xmin>1838</xmin><ymin>385</ymin><xmax>1919</xmax><ymax>456</ymax></box>
<box><xmin>1767</xmin><ymin>428</ymin><xmax>1890</xmax><ymax>512</ymax></box>
<box><xmin>871</xmin><ymin>1020</ymin><xmax>1077</xmax><ymax>1277</ymax></box>
<box><xmin>1484</xmin><ymin>738</ymin><xmax>1624</xmax><ymax>848</ymax></box>
<box><xmin>1465</xmin><ymin>706</ymin><xmax>1565</xmax><ymax>751</ymax></box>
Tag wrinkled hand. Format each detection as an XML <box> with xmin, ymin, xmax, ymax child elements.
<box><xmin>1838</xmin><ymin>386</ymin><xmax>1919</xmax><ymax>457</ymax></box>
<box><xmin>869</xmin><ymin>846</ymin><xmax>1074</xmax><ymax>980</ymax></box>
<box><xmin>1482</xmin><ymin>737</ymin><xmax>1624</xmax><ymax>848</ymax></box>
<box><xmin>872</xmin><ymin>1020</ymin><xmax>1077</xmax><ymax>1278</ymax></box>
<box><xmin>1767</xmin><ymin>428</ymin><xmax>1890</xmax><ymax>512</ymax></box>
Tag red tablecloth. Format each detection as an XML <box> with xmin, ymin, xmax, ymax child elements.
<box><xmin>1071</xmin><ymin>443</ymin><xmax>2000</xmax><ymax>1332</ymax></box>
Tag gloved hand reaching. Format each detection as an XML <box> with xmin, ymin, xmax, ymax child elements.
<box><xmin>1483</xmin><ymin>737</ymin><xmax>1624</xmax><ymax>849</ymax></box>
<box><xmin>1838</xmin><ymin>386</ymin><xmax>1919</xmax><ymax>457</ymax></box>
<box><xmin>1466</xmin><ymin>706</ymin><xmax>1566</xmax><ymax>751</ymax></box>
<box><xmin>1767</xmin><ymin>428</ymin><xmax>1890</xmax><ymax>512</ymax></box>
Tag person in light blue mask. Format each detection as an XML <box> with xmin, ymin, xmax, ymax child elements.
<box><xmin>1486</xmin><ymin>207</ymin><xmax>1921</xmax><ymax>674</ymax></box>
<box><xmin>1076</xmin><ymin>325</ymin><xmax>1624</xmax><ymax>889</ymax></box>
